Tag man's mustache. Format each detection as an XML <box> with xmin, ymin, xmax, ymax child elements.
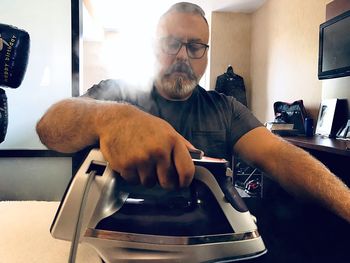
<box><xmin>164</xmin><ymin>63</ymin><xmax>196</xmax><ymax>80</ymax></box>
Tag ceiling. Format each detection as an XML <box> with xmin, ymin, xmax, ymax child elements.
<box><xmin>87</xmin><ymin>0</ymin><xmax>266</xmax><ymax>15</ymax></box>
<box><xmin>84</xmin><ymin>0</ymin><xmax>267</xmax><ymax>34</ymax></box>
<box><xmin>180</xmin><ymin>0</ymin><xmax>267</xmax><ymax>13</ymax></box>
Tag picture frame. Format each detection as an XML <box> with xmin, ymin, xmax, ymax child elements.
<box><xmin>315</xmin><ymin>98</ymin><xmax>347</xmax><ymax>137</ymax></box>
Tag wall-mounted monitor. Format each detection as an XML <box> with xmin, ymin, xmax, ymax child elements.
<box><xmin>318</xmin><ymin>10</ymin><xmax>350</xmax><ymax>80</ymax></box>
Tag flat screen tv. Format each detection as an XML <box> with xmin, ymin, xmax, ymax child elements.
<box><xmin>318</xmin><ymin>10</ymin><xmax>350</xmax><ymax>80</ymax></box>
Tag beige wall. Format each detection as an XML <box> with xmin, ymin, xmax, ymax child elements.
<box><xmin>210</xmin><ymin>12</ymin><xmax>252</xmax><ymax>105</ymax></box>
<box><xmin>250</xmin><ymin>0</ymin><xmax>329</xmax><ymax>122</ymax></box>
<box><xmin>210</xmin><ymin>0</ymin><xmax>329</xmax><ymax>122</ymax></box>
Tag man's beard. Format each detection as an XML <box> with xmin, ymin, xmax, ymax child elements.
<box><xmin>157</xmin><ymin>62</ymin><xmax>198</xmax><ymax>100</ymax></box>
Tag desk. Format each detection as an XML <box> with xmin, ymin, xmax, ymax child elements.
<box><xmin>0</xmin><ymin>201</ymin><xmax>101</xmax><ymax>263</ymax></box>
<box><xmin>283</xmin><ymin>135</ymin><xmax>350</xmax><ymax>156</ymax></box>
<box><xmin>283</xmin><ymin>135</ymin><xmax>350</xmax><ymax>185</ymax></box>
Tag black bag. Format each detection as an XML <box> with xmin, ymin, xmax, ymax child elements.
<box><xmin>273</xmin><ymin>100</ymin><xmax>307</xmax><ymax>135</ymax></box>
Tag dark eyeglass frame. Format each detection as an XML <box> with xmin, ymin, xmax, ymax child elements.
<box><xmin>159</xmin><ymin>37</ymin><xmax>209</xmax><ymax>59</ymax></box>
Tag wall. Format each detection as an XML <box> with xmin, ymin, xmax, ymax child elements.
<box><xmin>250</xmin><ymin>0</ymin><xmax>329</xmax><ymax>122</ymax></box>
<box><xmin>210</xmin><ymin>12</ymin><xmax>252</xmax><ymax>105</ymax></box>
<box><xmin>0</xmin><ymin>157</ymin><xmax>71</xmax><ymax>200</ymax></box>
<box><xmin>323</xmin><ymin>77</ymin><xmax>350</xmax><ymax>107</ymax></box>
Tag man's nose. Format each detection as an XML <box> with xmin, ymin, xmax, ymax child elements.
<box><xmin>176</xmin><ymin>44</ymin><xmax>188</xmax><ymax>60</ymax></box>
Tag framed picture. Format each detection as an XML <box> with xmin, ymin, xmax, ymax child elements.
<box><xmin>315</xmin><ymin>98</ymin><xmax>347</xmax><ymax>137</ymax></box>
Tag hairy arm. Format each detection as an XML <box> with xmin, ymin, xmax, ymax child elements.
<box><xmin>234</xmin><ymin>127</ymin><xmax>350</xmax><ymax>223</ymax></box>
<box><xmin>36</xmin><ymin>98</ymin><xmax>101</xmax><ymax>153</ymax></box>
<box><xmin>36</xmin><ymin>97</ymin><xmax>195</xmax><ymax>189</ymax></box>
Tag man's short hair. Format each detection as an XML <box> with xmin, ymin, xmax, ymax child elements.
<box><xmin>162</xmin><ymin>2</ymin><xmax>208</xmax><ymax>25</ymax></box>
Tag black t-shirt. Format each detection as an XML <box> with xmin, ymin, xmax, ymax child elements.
<box><xmin>83</xmin><ymin>79</ymin><xmax>262</xmax><ymax>161</ymax></box>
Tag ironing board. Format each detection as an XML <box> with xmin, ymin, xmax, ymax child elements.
<box><xmin>0</xmin><ymin>201</ymin><xmax>101</xmax><ymax>263</ymax></box>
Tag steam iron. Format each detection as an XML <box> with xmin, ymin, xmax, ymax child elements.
<box><xmin>51</xmin><ymin>149</ymin><xmax>266</xmax><ymax>262</ymax></box>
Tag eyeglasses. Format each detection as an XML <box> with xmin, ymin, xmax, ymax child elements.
<box><xmin>159</xmin><ymin>37</ymin><xmax>209</xmax><ymax>59</ymax></box>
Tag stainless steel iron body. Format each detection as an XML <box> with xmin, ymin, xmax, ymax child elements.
<box><xmin>51</xmin><ymin>149</ymin><xmax>266</xmax><ymax>262</ymax></box>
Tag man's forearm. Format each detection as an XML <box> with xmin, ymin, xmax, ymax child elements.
<box><xmin>263</xmin><ymin>140</ymin><xmax>350</xmax><ymax>223</ymax></box>
<box><xmin>37</xmin><ymin>97</ymin><xmax>195</xmax><ymax>189</ymax></box>
<box><xmin>36</xmin><ymin>98</ymin><xmax>128</xmax><ymax>153</ymax></box>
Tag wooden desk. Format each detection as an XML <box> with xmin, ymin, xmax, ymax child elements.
<box><xmin>283</xmin><ymin>135</ymin><xmax>350</xmax><ymax>157</ymax></box>
<box><xmin>283</xmin><ymin>135</ymin><xmax>350</xmax><ymax>184</ymax></box>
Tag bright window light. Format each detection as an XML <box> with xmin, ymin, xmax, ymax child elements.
<box><xmin>83</xmin><ymin>0</ymin><xmax>209</xmax><ymax>90</ymax></box>
<box><xmin>83</xmin><ymin>0</ymin><xmax>173</xmax><ymax>86</ymax></box>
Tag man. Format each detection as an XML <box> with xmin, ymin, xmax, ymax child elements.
<box><xmin>36</xmin><ymin>2</ymin><xmax>350</xmax><ymax>224</ymax></box>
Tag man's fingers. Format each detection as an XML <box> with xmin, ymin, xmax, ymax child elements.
<box><xmin>156</xmin><ymin>156</ymin><xmax>179</xmax><ymax>189</ymax></box>
<box><xmin>120</xmin><ymin>168</ymin><xmax>140</xmax><ymax>185</ymax></box>
<box><xmin>181</xmin><ymin>137</ymin><xmax>204</xmax><ymax>159</ymax></box>
<box><xmin>138</xmin><ymin>163</ymin><xmax>157</xmax><ymax>187</ymax></box>
<box><xmin>181</xmin><ymin>137</ymin><xmax>197</xmax><ymax>151</ymax></box>
<box><xmin>173</xmin><ymin>140</ymin><xmax>195</xmax><ymax>187</ymax></box>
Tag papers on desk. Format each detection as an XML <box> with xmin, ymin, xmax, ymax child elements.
<box><xmin>265</xmin><ymin>122</ymin><xmax>294</xmax><ymax>131</ymax></box>
<box><xmin>265</xmin><ymin>122</ymin><xmax>299</xmax><ymax>136</ymax></box>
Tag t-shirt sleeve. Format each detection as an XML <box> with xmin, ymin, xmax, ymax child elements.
<box><xmin>229</xmin><ymin>98</ymin><xmax>264</xmax><ymax>146</ymax></box>
<box><xmin>81</xmin><ymin>79</ymin><xmax>125</xmax><ymax>101</ymax></box>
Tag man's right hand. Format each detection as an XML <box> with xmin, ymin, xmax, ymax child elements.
<box><xmin>36</xmin><ymin>98</ymin><xmax>195</xmax><ymax>189</ymax></box>
<box><xmin>97</xmin><ymin>105</ymin><xmax>195</xmax><ymax>189</ymax></box>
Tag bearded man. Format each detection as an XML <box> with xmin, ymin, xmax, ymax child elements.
<box><xmin>36</xmin><ymin>2</ymin><xmax>350</xmax><ymax>226</ymax></box>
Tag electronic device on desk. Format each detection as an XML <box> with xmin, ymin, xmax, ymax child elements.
<box><xmin>336</xmin><ymin>119</ymin><xmax>350</xmax><ymax>140</ymax></box>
